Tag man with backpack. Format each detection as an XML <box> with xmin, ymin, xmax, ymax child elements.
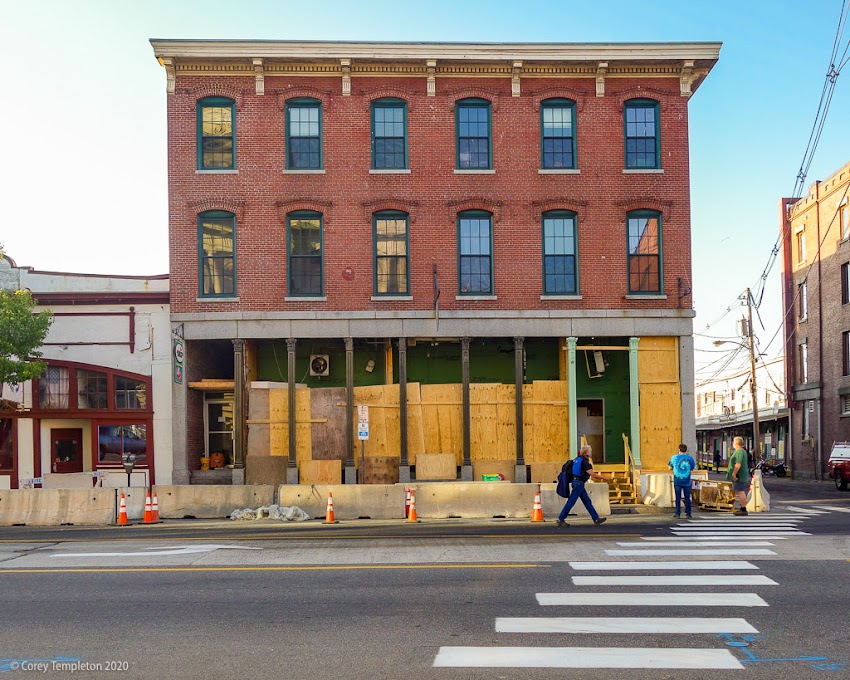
<box><xmin>556</xmin><ymin>444</ymin><xmax>609</xmax><ymax>527</ymax></box>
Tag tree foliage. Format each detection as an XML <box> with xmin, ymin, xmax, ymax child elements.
<box><xmin>0</xmin><ymin>262</ymin><xmax>53</xmax><ymax>386</ymax></box>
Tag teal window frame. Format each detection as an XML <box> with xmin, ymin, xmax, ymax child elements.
<box><xmin>197</xmin><ymin>97</ymin><xmax>236</xmax><ymax>170</ymax></box>
<box><xmin>198</xmin><ymin>210</ymin><xmax>236</xmax><ymax>297</ymax></box>
<box><xmin>285</xmin><ymin>98</ymin><xmax>323</xmax><ymax>170</ymax></box>
<box><xmin>456</xmin><ymin>99</ymin><xmax>492</xmax><ymax>170</ymax></box>
<box><xmin>624</xmin><ymin>99</ymin><xmax>660</xmax><ymax>169</ymax></box>
<box><xmin>627</xmin><ymin>209</ymin><xmax>663</xmax><ymax>294</ymax></box>
<box><xmin>542</xmin><ymin>210</ymin><xmax>578</xmax><ymax>295</ymax></box>
<box><xmin>457</xmin><ymin>210</ymin><xmax>493</xmax><ymax>295</ymax></box>
<box><xmin>287</xmin><ymin>210</ymin><xmax>324</xmax><ymax>296</ymax></box>
<box><xmin>373</xmin><ymin>211</ymin><xmax>410</xmax><ymax>295</ymax></box>
<box><xmin>540</xmin><ymin>99</ymin><xmax>576</xmax><ymax>169</ymax></box>
<box><xmin>371</xmin><ymin>99</ymin><xmax>408</xmax><ymax>170</ymax></box>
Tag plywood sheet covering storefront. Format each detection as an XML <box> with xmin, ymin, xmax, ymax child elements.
<box><xmin>268</xmin><ymin>387</ymin><xmax>312</xmax><ymax>464</ymax></box>
<box><xmin>638</xmin><ymin>337</ymin><xmax>682</xmax><ymax>470</ymax></box>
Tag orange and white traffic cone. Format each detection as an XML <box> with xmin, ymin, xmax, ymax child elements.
<box><xmin>531</xmin><ymin>485</ymin><xmax>544</xmax><ymax>522</ymax></box>
<box><xmin>143</xmin><ymin>491</ymin><xmax>154</xmax><ymax>524</ymax></box>
<box><xmin>404</xmin><ymin>487</ymin><xmax>411</xmax><ymax>518</ymax></box>
<box><xmin>323</xmin><ymin>491</ymin><xmax>339</xmax><ymax>524</ymax></box>
<box><xmin>151</xmin><ymin>491</ymin><xmax>161</xmax><ymax>523</ymax></box>
<box><xmin>406</xmin><ymin>488</ymin><xmax>420</xmax><ymax>523</ymax></box>
<box><xmin>117</xmin><ymin>493</ymin><xmax>129</xmax><ymax>526</ymax></box>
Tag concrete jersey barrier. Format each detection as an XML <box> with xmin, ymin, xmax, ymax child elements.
<box><xmin>0</xmin><ymin>489</ymin><xmax>115</xmax><ymax>526</ymax></box>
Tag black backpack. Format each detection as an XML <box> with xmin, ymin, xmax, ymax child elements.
<box><xmin>556</xmin><ymin>459</ymin><xmax>575</xmax><ymax>498</ymax></box>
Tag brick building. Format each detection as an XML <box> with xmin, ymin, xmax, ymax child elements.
<box><xmin>781</xmin><ymin>160</ymin><xmax>850</xmax><ymax>479</ymax></box>
<box><xmin>150</xmin><ymin>40</ymin><xmax>720</xmax><ymax>488</ymax></box>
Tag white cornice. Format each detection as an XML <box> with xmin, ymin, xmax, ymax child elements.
<box><xmin>150</xmin><ymin>39</ymin><xmax>721</xmax><ymax>64</ymax></box>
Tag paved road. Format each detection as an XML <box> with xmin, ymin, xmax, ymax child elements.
<box><xmin>0</xmin><ymin>482</ymin><xmax>847</xmax><ymax>679</ymax></box>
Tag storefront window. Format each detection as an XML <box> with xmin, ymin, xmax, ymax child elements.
<box><xmin>98</xmin><ymin>424</ymin><xmax>147</xmax><ymax>464</ymax></box>
<box><xmin>115</xmin><ymin>377</ymin><xmax>146</xmax><ymax>409</ymax></box>
<box><xmin>0</xmin><ymin>419</ymin><xmax>13</xmax><ymax>470</ymax></box>
<box><xmin>39</xmin><ymin>366</ymin><xmax>70</xmax><ymax>409</ymax></box>
<box><xmin>77</xmin><ymin>369</ymin><xmax>108</xmax><ymax>409</ymax></box>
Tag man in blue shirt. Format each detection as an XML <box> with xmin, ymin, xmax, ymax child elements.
<box><xmin>668</xmin><ymin>443</ymin><xmax>697</xmax><ymax>518</ymax></box>
<box><xmin>556</xmin><ymin>445</ymin><xmax>609</xmax><ymax>527</ymax></box>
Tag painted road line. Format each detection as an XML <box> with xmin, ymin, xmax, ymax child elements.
<box><xmin>433</xmin><ymin>646</ymin><xmax>744</xmax><ymax>669</ymax></box>
<box><xmin>54</xmin><ymin>544</ymin><xmax>264</xmax><ymax>558</ymax></box>
<box><xmin>605</xmin><ymin>549</ymin><xmax>776</xmax><ymax>557</ymax></box>
<box><xmin>671</xmin><ymin>531</ymin><xmax>809</xmax><ymax>537</ymax></box>
<box><xmin>536</xmin><ymin>592</ymin><xmax>769</xmax><ymax>607</ymax></box>
<box><xmin>811</xmin><ymin>505</ymin><xmax>850</xmax><ymax>513</ymax></box>
<box><xmin>573</xmin><ymin>575</ymin><xmax>778</xmax><ymax>586</ymax></box>
<box><xmin>0</xmin><ymin>563</ymin><xmax>546</xmax><ymax>574</ymax></box>
<box><xmin>570</xmin><ymin>560</ymin><xmax>757</xmax><ymax>571</ymax></box>
<box><xmin>495</xmin><ymin>617</ymin><xmax>758</xmax><ymax>634</ymax></box>
<box><xmin>640</xmin><ymin>536</ymin><xmax>788</xmax><ymax>541</ymax></box>
<box><xmin>617</xmin><ymin>541</ymin><xmax>775</xmax><ymax>547</ymax></box>
<box><xmin>782</xmin><ymin>506</ymin><xmax>827</xmax><ymax>514</ymax></box>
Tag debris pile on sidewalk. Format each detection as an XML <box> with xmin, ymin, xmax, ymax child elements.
<box><xmin>230</xmin><ymin>504</ymin><xmax>311</xmax><ymax>522</ymax></box>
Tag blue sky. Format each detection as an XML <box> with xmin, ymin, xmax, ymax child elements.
<box><xmin>1</xmin><ymin>0</ymin><xmax>847</xmax><ymax>378</ymax></box>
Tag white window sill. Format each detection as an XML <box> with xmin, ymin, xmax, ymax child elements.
<box><xmin>196</xmin><ymin>297</ymin><xmax>240</xmax><ymax>302</ymax></box>
<box><xmin>369</xmin><ymin>169</ymin><xmax>411</xmax><ymax>174</ymax></box>
<box><xmin>284</xmin><ymin>169</ymin><xmax>326</xmax><ymax>174</ymax></box>
<box><xmin>539</xmin><ymin>169</ymin><xmax>580</xmax><ymax>174</ymax></box>
<box><xmin>625</xmin><ymin>294</ymin><xmax>667</xmax><ymax>300</ymax></box>
<box><xmin>623</xmin><ymin>168</ymin><xmax>664</xmax><ymax>174</ymax></box>
<box><xmin>454</xmin><ymin>169</ymin><xmax>495</xmax><ymax>174</ymax></box>
<box><xmin>370</xmin><ymin>296</ymin><xmax>413</xmax><ymax>301</ymax></box>
<box><xmin>284</xmin><ymin>296</ymin><xmax>327</xmax><ymax>302</ymax></box>
<box><xmin>456</xmin><ymin>295</ymin><xmax>497</xmax><ymax>300</ymax></box>
<box><xmin>541</xmin><ymin>295</ymin><xmax>582</xmax><ymax>300</ymax></box>
<box><xmin>196</xmin><ymin>169</ymin><xmax>238</xmax><ymax>174</ymax></box>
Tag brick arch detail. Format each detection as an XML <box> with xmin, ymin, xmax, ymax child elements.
<box><xmin>618</xmin><ymin>197</ymin><xmax>673</xmax><ymax>222</ymax></box>
<box><xmin>446</xmin><ymin>88</ymin><xmax>500</xmax><ymax>111</ymax></box>
<box><xmin>531</xmin><ymin>198</ymin><xmax>589</xmax><ymax>224</ymax></box>
<box><xmin>276</xmin><ymin>199</ymin><xmax>333</xmax><ymax>223</ymax></box>
<box><xmin>189</xmin><ymin>199</ymin><xmax>245</xmax><ymax>221</ymax></box>
<box><xmin>448</xmin><ymin>197</ymin><xmax>503</xmax><ymax>223</ymax></box>
<box><xmin>276</xmin><ymin>87</ymin><xmax>332</xmax><ymax>109</ymax></box>
<box><xmin>362</xmin><ymin>88</ymin><xmax>415</xmax><ymax>112</ymax></box>
<box><xmin>362</xmin><ymin>198</ymin><xmax>419</xmax><ymax>224</ymax></box>
<box><xmin>190</xmin><ymin>86</ymin><xmax>244</xmax><ymax>110</ymax></box>
<box><xmin>614</xmin><ymin>87</ymin><xmax>672</xmax><ymax>112</ymax></box>
<box><xmin>531</xmin><ymin>87</ymin><xmax>588</xmax><ymax>113</ymax></box>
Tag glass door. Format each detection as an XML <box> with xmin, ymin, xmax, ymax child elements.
<box><xmin>204</xmin><ymin>396</ymin><xmax>234</xmax><ymax>466</ymax></box>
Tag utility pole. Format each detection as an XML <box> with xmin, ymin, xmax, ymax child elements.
<box><xmin>744</xmin><ymin>288</ymin><xmax>761</xmax><ymax>460</ymax></box>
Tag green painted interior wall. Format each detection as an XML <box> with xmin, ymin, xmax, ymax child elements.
<box><xmin>574</xmin><ymin>343</ymin><xmax>631</xmax><ymax>463</ymax></box>
<box><xmin>256</xmin><ymin>341</ymin><xmax>387</xmax><ymax>387</ymax></box>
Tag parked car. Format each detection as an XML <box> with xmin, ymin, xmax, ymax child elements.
<box><xmin>827</xmin><ymin>443</ymin><xmax>850</xmax><ymax>491</ymax></box>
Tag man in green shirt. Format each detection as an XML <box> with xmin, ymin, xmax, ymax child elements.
<box><xmin>726</xmin><ymin>436</ymin><xmax>751</xmax><ymax>515</ymax></box>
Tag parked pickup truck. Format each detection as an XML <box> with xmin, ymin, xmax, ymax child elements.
<box><xmin>827</xmin><ymin>443</ymin><xmax>850</xmax><ymax>490</ymax></box>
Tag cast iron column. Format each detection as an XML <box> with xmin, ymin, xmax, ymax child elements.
<box><xmin>286</xmin><ymin>338</ymin><xmax>297</xmax><ymax>469</ymax></box>
<box><xmin>514</xmin><ymin>337</ymin><xmax>525</xmax><ymax>480</ymax></box>
<box><xmin>461</xmin><ymin>337</ymin><xmax>471</xmax><ymax>469</ymax></box>
<box><xmin>398</xmin><ymin>338</ymin><xmax>409</xmax><ymax>471</ymax></box>
<box><xmin>231</xmin><ymin>339</ymin><xmax>245</xmax><ymax>472</ymax></box>
<box><xmin>345</xmin><ymin>337</ymin><xmax>355</xmax><ymax>468</ymax></box>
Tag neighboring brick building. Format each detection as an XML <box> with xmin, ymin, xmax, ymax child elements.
<box><xmin>151</xmin><ymin>40</ymin><xmax>720</xmax><ymax>487</ymax></box>
<box><xmin>781</xmin><ymin>161</ymin><xmax>850</xmax><ymax>479</ymax></box>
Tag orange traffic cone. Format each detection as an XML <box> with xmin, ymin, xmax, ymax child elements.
<box><xmin>531</xmin><ymin>485</ymin><xmax>544</xmax><ymax>522</ymax></box>
<box><xmin>404</xmin><ymin>487</ymin><xmax>411</xmax><ymax>518</ymax></box>
<box><xmin>151</xmin><ymin>491</ymin><xmax>161</xmax><ymax>523</ymax></box>
<box><xmin>117</xmin><ymin>493</ymin><xmax>129</xmax><ymax>526</ymax></box>
<box><xmin>323</xmin><ymin>491</ymin><xmax>339</xmax><ymax>524</ymax></box>
<box><xmin>143</xmin><ymin>491</ymin><xmax>154</xmax><ymax>524</ymax></box>
<box><xmin>406</xmin><ymin>488</ymin><xmax>420</xmax><ymax>523</ymax></box>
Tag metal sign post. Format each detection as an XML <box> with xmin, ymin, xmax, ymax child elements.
<box><xmin>357</xmin><ymin>405</ymin><xmax>369</xmax><ymax>483</ymax></box>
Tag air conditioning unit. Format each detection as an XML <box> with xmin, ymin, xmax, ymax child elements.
<box><xmin>309</xmin><ymin>355</ymin><xmax>330</xmax><ymax>377</ymax></box>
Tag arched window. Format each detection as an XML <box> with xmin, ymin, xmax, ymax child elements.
<box><xmin>457</xmin><ymin>210</ymin><xmax>493</xmax><ymax>295</ymax></box>
<box><xmin>627</xmin><ymin>209</ymin><xmax>662</xmax><ymax>293</ymax></box>
<box><xmin>286</xmin><ymin>98</ymin><xmax>322</xmax><ymax>169</ymax></box>
<box><xmin>371</xmin><ymin>99</ymin><xmax>408</xmax><ymax>170</ymax></box>
<box><xmin>542</xmin><ymin>210</ymin><xmax>578</xmax><ymax>295</ymax></box>
<box><xmin>287</xmin><ymin>211</ymin><xmax>324</xmax><ymax>296</ymax></box>
<box><xmin>198</xmin><ymin>211</ymin><xmax>236</xmax><ymax>297</ymax></box>
<box><xmin>540</xmin><ymin>99</ymin><xmax>576</xmax><ymax>169</ymax></box>
<box><xmin>197</xmin><ymin>97</ymin><xmax>235</xmax><ymax>169</ymax></box>
<box><xmin>624</xmin><ymin>98</ymin><xmax>660</xmax><ymax>169</ymax></box>
<box><xmin>373</xmin><ymin>211</ymin><xmax>409</xmax><ymax>294</ymax></box>
<box><xmin>456</xmin><ymin>99</ymin><xmax>492</xmax><ymax>170</ymax></box>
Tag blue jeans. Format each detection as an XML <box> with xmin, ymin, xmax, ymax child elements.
<box><xmin>674</xmin><ymin>483</ymin><xmax>692</xmax><ymax>516</ymax></box>
<box><xmin>558</xmin><ymin>480</ymin><xmax>599</xmax><ymax>522</ymax></box>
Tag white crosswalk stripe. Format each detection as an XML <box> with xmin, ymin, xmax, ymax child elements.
<box><xmin>811</xmin><ymin>505</ymin><xmax>850</xmax><ymax>512</ymax></box>
<box><xmin>640</xmin><ymin>535</ymin><xmax>788</xmax><ymax>541</ymax></box>
<box><xmin>569</xmin><ymin>560</ymin><xmax>758</xmax><ymax>570</ymax></box>
<box><xmin>573</xmin><ymin>574</ymin><xmax>778</xmax><ymax>586</ymax></box>
<box><xmin>671</xmin><ymin>531</ymin><xmax>809</xmax><ymax>537</ymax></box>
<box><xmin>780</xmin><ymin>505</ymin><xmax>828</xmax><ymax>514</ymax></box>
<box><xmin>495</xmin><ymin>617</ymin><xmax>758</xmax><ymax>634</ymax></box>
<box><xmin>606</xmin><ymin>548</ymin><xmax>776</xmax><ymax>556</ymax></box>
<box><xmin>536</xmin><ymin>592</ymin><xmax>769</xmax><ymax>607</ymax></box>
<box><xmin>617</xmin><ymin>541</ymin><xmax>776</xmax><ymax>546</ymax></box>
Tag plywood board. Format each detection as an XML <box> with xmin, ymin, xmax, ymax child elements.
<box><xmin>415</xmin><ymin>452</ymin><xmax>457</xmax><ymax>480</ymax></box>
<box><xmin>421</xmin><ymin>384</ymin><xmax>463</xmax><ymax>462</ymax></box>
<box><xmin>470</xmin><ymin>384</ymin><xmax>502</xmax><ymax>462</ymax></box>
<box><xmin>638</xmin><ymin>337</ymin><xmax>680</xmax><ymax>384</ymax></box>
<box><xmin>362</xmin><ymin>456</ymin><xmax>399</xmax><ymax>484</ymax></box>
<box><xmin>530</xmin><ymin>462</ymin><xmax>563</xmax><ymax>484</ymax></box>
<box><xmin>639</xmin><ymin>382</ymin><xmax>682</xmax><ymax>470</ymax></box>
<box><xmin>406</xmin><ymin>382</ymin><xmax>425</xmax><ymax>465</ymax></box>
<box><xmin>527</xmin><ymin>381</ymin><xmax>569</xmax><ymax>463</ymax></box>
<box><xmin>311</xmin><ymin>387</ymin><xmax>347</xmax><ymax>461</ymax></box>
<box><xmin>295</xmin><ymin>386</ymin><xmax>312</xmax><ymax>465</ymax></box>
<box><xmin>300</xmin><ymin>460</ymin><xmax>342</xmax><ymax>485</ymax></box>
<box><xmin>269</xmin><ymin>388</ymin><xmax>288</xmax><ymax>457</ymax></box>
<box><xmin>353</xmin><ymin>385</ymin><xmax>391</xmax><ymax>458</ymax></box>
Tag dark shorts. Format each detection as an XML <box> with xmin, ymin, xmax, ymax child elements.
<box><xmin>732</xmin><ymin>480</ymin><xmax>749</xmax><ymax>493</ymax></box>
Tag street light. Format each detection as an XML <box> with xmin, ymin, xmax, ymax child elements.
<box><xmin>713</xmin><ymin>288</ymin><xmax>760</xmax><ymax>461</ymax></box>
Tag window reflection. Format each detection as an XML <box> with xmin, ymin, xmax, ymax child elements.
<box><xmin>98</xmin><ymin>424</ymin><xmax>147</xmax><ymax>464</ymax></box>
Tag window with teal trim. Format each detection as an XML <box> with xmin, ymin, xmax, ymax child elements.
<box><xmin>197</xmin><ymin>97</ymin><xmax>235</xmax><ymax>169</ymax></box>
<box><xmin>627</xmin><ymin>210</ymin><xmax>662</xmax><ymax>293</ymax></box>
<box><xmin>287</xmin><ymin>211</ymin><xmax>323</xmax><ymax>295</ymax></box>
<box><xmin>624</xmin><ymin>99</ymin><xmax>660</xmax><ymax>169</ymax></box>
<box><xmin>456</xmin><ymin>99</ymin><xmax>491</xmax><ymax>169</ymax></box>
<box><xmin>374</xmin><ymin>211</ymin><xmax>409</xmax><ymax>294</ymax></box>
<box><xmin>541</xmin><ymin>99</ymin><xmax>576</xmax><ymax>169</ymax></box>
<box><xmin>543</xmin><ymin>211</ymin><xmax>577</xmax><ymax>294</ymax></box>
<box><xmin>372</xmin><ymin>99</ymin><xmax>407</xmax><ymax>169</ymax></box>
<box><xmin>286</xmin><ymin>99</ymin><xmax>322</xmax><ymax>169</ymax></box>
<box><xmin>458</xmin><ymin>211</ymin><xmax>493</xmax><ymax>295</ymax></box>
<box><xmin>198</xmin><ymin>211</ymin><xmax>235</xmax><ymax>297</ymax></box>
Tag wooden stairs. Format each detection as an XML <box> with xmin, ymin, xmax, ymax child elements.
<box><xmin>594</xmin><ymin>464</ymin><xmax>637</xmax><ymax>504</ymax></box>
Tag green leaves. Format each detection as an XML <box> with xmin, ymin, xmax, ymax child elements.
<box><xmin>0</xmin><ymin>289</ymin><xmax>53</xmax><ymax>386</ymax></box>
